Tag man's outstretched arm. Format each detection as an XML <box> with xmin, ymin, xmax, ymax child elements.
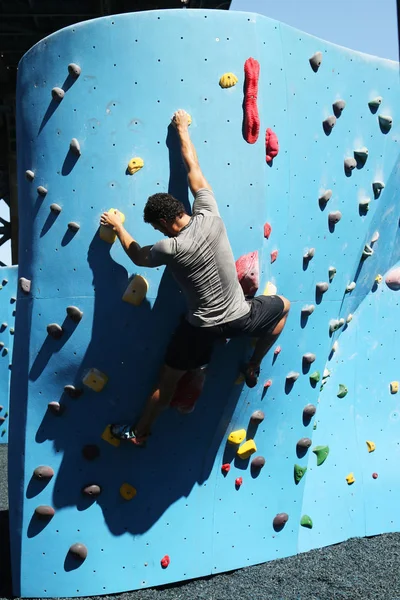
<box><xmin>100</xmin><ymin>211</ymin><xmax>153</xmax><ymax>267</ymax></box>
<box><xmin>172</xmin><ymin>109</ymin><xmax>211</xmax><ymax>197</ymax></box>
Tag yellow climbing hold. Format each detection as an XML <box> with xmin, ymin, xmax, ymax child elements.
<box><xmin>101</xmin><ymin>424</ymin><xmax>120</xmax><ymax>447</ymax></box>
<box><xmin>375</xmin><ymin>274</ymin><xmax>383</xmax><ymax>284</ymax></box>
<box><xmin>366</xmin><ymin>440</ymin><xmax>376</xmax><ymax>453</ymax></box>
<box><xmin>390</xmin><ymin>381</ymin><xmax>399</xmax><ymax>394</ymax></box>
<box><xmin>237</xmin><ymin>439</ymin><xmax>257</xmax><ymax>459</ymax></box>
<box><xmin>228</xmin><ymin>429</ymin><xmax>246</xmax><ymax>445</ymax></box>
<box><xmin>263</xmin><ymin>281</ymin><xmax>277</xmax><ymax>296</ymax></box>
<box><xmin>100</xmin><ymin>208</ymin><xmax>125</xmax><ymax>244</ymax></box>
<box><xmin>346</xmin><ymin>473</ymin><xmax>355</xmax><ymax>485</ymax></box>
<box><xmin>127</xmin><ymin>157</ymin><xmax>144</xmax><ymax>175</ymax></box>
<box><xmin>83</xmin><ymin>368</ymin><xmax>108</xmax><ymax>392</ymax></box>
<box><xmin>122</xmin><ymin>275</ymin><xmax>149</xmax><ymax>306</ymax></box>
<box><xmin>219</xmin><ymin>72</ymin><xmax>238</xmax><ymax>88</ymax></box>
<box><xmin>120</xmin><ymin>483</ymin><xmax>137</xmax><ymax>500</ymax></box>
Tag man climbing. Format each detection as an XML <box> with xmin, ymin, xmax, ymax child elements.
<box><xmin>100</xmin><ymin>109</ymin><xmax>290</xmax><ymax>445</ymax></box>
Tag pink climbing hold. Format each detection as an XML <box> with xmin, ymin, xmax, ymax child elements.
<box><xmin>235</xmin><ymin>251</ymin><xmax>259</xmax><ymax>297</ymax></box>
<box><xmin>160</xmin><ymin>555</ymin><xmax>170</xmax><ymax>569</ymax></box>
<box><xmin>264</xmin><ymin>379</ymin><xmax>272</xmax><ymax>388</ymax></box>
<box><xmin>274</xmin><ymin>346</ymin><xmax>281</xmax><ymax>355</ymax></box>
<box><xmin>264</xmin><ymin>222</ymin><xmax>272</xmax><ymax>239</ymax></box>
<box><xmin>265</xmin><ymin>128</ymin><xmax>279</xmax><ymax>163</ymax></box>
<box><xmin>372</xmin><ymin>472</ymin><xmax>378</xmax><ymax>479</ymax></box>
<box><xmin>385</xmin><ymin>267</ymin><xmax>400</xmax><ymax>291</ymax></box>
<box><xmin>270</xmin><ymin>250</ymin><xmax>278</xmax><ymax>264</ymax></box>
<box><xmin>221</xmin><ymin>463</ymin><xmax>230</xmax><ymax>474</ymax></box>
<box><xmin>243</xmin><ymin>58</ymin><xmax>260</xmax><ymax>144</ymax></box>
<box><xmin>235</xmin><ymin>477</ymin><xmax>243</xmax><ymax>487</ymax></box>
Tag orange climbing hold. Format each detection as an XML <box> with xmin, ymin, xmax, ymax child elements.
<box><xmin>270</xmin><ymin>250</ymin><xmax>278</xmax><ymax>263</ymax></box>
<box><xmin>235</xmin><ymin>251</ymin><xmax>259</xmax><ymax>297</ymax></box>
<box><xmin>264</xmin><ymin>222</ymin><xmax>272</xmax><ymax>239</ymax></box>
<box><xmin>265</xmin><ymin>128</ymin><xmax>279</xmax><ymax>163</ymax></box>
<box><xmin>243</xmin><ymin>58</ymin><xmax>260</xmax><ymax>144</ymax></box>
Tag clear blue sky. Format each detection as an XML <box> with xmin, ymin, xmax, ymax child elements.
<box><xmin>230</xmin><ymin>0</ymin><xmax>399</xmax><ymax>61</ymax></box>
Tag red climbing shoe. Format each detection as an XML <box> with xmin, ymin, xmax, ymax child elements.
<box><xmin>244</xmin><ymin>363</ymin><xmax>260</xmax><ymax>388</ymax></box>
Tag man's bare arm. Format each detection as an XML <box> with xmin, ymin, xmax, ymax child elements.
<box><xmin>100</xmin><ymin>211</ymin><xmax>153</xmax><ymax>267</ymax></box>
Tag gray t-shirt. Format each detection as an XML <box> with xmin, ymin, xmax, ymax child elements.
<box><xmin>149</xmin><ymin>188</ymin><xmax>250</xmax><ymax>327</ymax></box>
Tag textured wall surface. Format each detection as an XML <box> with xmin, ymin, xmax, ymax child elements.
<box><xmin>0</xmin><ymin>266</ymin><xmax>17</xmax><ymax>444</ymax></box>
<box><xmin>9</xmin><ymin>8</ymin><xmax>400</xmax><ymax>597</ymax></box>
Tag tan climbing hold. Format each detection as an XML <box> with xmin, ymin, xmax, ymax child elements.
<box><xmin>83</xmin><ymin>368</ymin><xmax>108</xmax><ymax>392</ymax></box>
<box><xmin>127</xmin><ymin>157</ymin><xmax>144</xmax><ymax>175</ymax></box>
<box><xmin>100</xmin><ymin>208</ymin><xmax>125</xmax><ymax>244</ymax></box>
<box><xmin>390</xmin><ymin>381</ymin><xmax>399</xmax><ymax>394</ymax></box>
<box><xmin>237</xmin><ymin>439</ymin><xmax>257</xmax><ymax>459</ymax></box>
<box><xmin>219</xmin><ymin>72</ymin><xmax>238</xmax><ymax>88</ymax></box>
<box><xmin>122</xmin><ymin>275</ymin><xmax>149</xmax><ymax>306</ymax></box>
<box><xmin>346</xmin><ymin>473</ymin><xmax>355</xmax><ymax>484</ymax></box>
<box><xmin>102</xmin><ymin>424</ymin><xmax>120</xmax><ymax>447</ymax></box>
<box><xmin>228</xmin><ymin>429</ymin><xmax>246</xmax><ymax>445</ymax></box>
<box><xmin>263</xmin><ymin>281</ymin><xmax>277</xmax><ymax>296</ymax></box>
<box><xmin>120</xmin><ymin>483</ymin><xmax>137</xmax><ymax>500</ymax></box>
<box><xmin>366</xmin><ymin>440</ymin><xmax>376</xmax><ymax>453</ymax></box>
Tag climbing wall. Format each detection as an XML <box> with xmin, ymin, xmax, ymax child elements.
<box><xmin>0</xmin><ymin>266</ymin><xmax>17</xmax><ymax>443</ymax></box>
<box><xmin>9</xmin><ymin>8</ymin><xmax>400</xmax><ymax>597</ymax></box>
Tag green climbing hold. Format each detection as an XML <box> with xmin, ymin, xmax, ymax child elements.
<box><xmin>294</xmin><ymin>464</ymin><xmax>307</xmax><ymax>484</ymax></box>
<box><xmin>300</xmin><ymin>515</ymin><xmax>313</xmax><ymax>529</ymax></box>
<box><xmin>309</xmin><ymin>371</ymin><xmax>320</xmax><ymax>384</ymax></box>
<box><xmin>313</xmin><ymin>421</ymin><xmax>317</xmax><ymax>430</ymax></box>
<box><xmin>337</xmin><ymin>384</ymin><xmax>348</xmax><ymax>398</ymax></box>
<box><xmin>313</xmin><ymin>445</ymin><xmax>329</xmax><ymax>466</ymax></box>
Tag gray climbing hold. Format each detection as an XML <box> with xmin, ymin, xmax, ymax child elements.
<box><xmin>378</xmin><ymin>115</ymin><xmax>392</xmax><ymax>133</ymax></box>
<box><xmin>332</xmin><ymin>99</ymin><xmax>346</xmax><ymax>117</ymax></box>
<box><xmin>82</xmin><ymin>484</ymin><xmax>102</xmax><ymax>497</ymax></box>
<box><xmin>323</xmin><ymin>115</ymin><xmax>336</xmax><ymax>133</ymax></box>
<box><xmin>303</xmin><ymin>404</ymin><xmax>317</xmax><ymax>418</ymax></box>
<box><xmin>33</xmin><ymin>465</ymin><xmax>55</xmax><ymax>480</ymax></box>
<box><xmin>328</xmin><ymin>211</ymin><xmax>342</xmax><ymax>225</ymax></box>
<box><xmin>48</xmin><ymin>401</ymin><xmax>64</xmax><ymax>415</ymax></box>
<box><xmin>297</xmin><ymin>437</ymin><xmax>312</xmax><ymax>449</ymax></box>
<box><xmin>19</xmin><ymin>277</ymin><xmax>31</xmax><ymax>294</ymax></box>
<box><xmin>37</xmin><ymin>186</ymin><xmax>48</xmax><ymax>197</ymax></box>
<box><xmin>368</xmin><ymin>96</ymin><xmax>382</xmax><ymax>110</ymax></box>
<box><xmin>372</xmin><ymin>181</ymin><xmax>385</xmax><ymax>199</ymax></box>
<box><xmin>64</xmin><ymin>385</ymin><xmax>83</xmax><ymax>399</ymax></box>
<box><xmin>70</xmin><ymin>138</ymin><xmax>81</xmax><ymax>156</ymax></box>
<box><xmin>68</xmin><ymin>222</ymin><xmax>80</xmax><ymax>232</ymax></box>
<box><xmin>251</xmin><ymin>456</ymin><xmax>266</xmax><ymax>469</ymax></box>
<box><xmin>302</xmin><ymin>352</ymin><xmax>316</xmax><ymax>364</ymax></box>
<box><xmin>316</xmin><ymin>282</ymin><xmax>329</xmax><ymax>294</ymax></box>
<box><xmin>68</xmin><ymin>63</ymin><xmax>81</xmax><ymax>78</ymax></box>
<box><xmin>301</xmin><ymin>304</ymin><xmax>315</xmax><ymax>316</ymax></box>
<box><xmin>319</xmin><ymin>189</ymin><xmax>332</xmax><ymax>206</ymax></box>
<box><xmin>286</xmin><ymin>371</ymin><xmax>300</xmax><ymax>382</ymax></box>
<box><xmin>309</xmin><ymin>51</ymin><xmax>322</xmax><ymax>72</ymax></box>
<box><xmin>25</xmin><ymin>170</ymin><xmax>35</xmax><ymax>182</ymax></box>
<box><xmin>47</xmin><ymin>323</ymin><xmax>63</xmax><ymax>339</ymax></box>
<box><xmin>51</xmin><ymin>87</ymin><xmax>65</xmax><ymax>102</ymax></box>
<box><xmin>344</xmin><ymin>157</ymin><xmax>357</xmax><ymax>172</ymax></box>
<box><xmin>250</xmin><ymin>410</ymin><xmax>265</xmax><ymax>424</ymax></box>
<box><xmin>328</xmin><ymin>266</ymin><xmax>337</xmax><ymax>281</ymax></box>
<box><xmin>50</xmin><ymin>203</ymin><xmax>62</xmax><ymax>214</ymax></box>
<box><xmin>371</xmin><ymin>231</ymin><xmax>380</xmax><ymax>243</ymax></box>
<box><xmin>303</xmin><ymin>248</ymin><xmax>315</xmax><ymax>260</ymax></box>
<box><xmin>273</xmin><ymin>513</ymin><xmax>289</xmax><ymax>527</ymax></box>
<box><xmin>66</xmin><ymin>306</ymin><xmax>83</xmax><ymax>323</ymax></box>
<box><xmin>362</xmin><ymin>244</ymin><xmax>373</xmax><ymax>258</ymax></box>
<box><xmin>35</xmin><ymin>505</ymin><xmax>55</xmax><ymax>519</ymax></box>
<box><xmin>346</xmin><ymin>282</ymin><xmax>356</xmax><ymax>292</ymax></box>
<box><xmin>69</xmin><ymin>543</ymin><xmax>88</xmax><ymax>561</ymax></box>
<box><xmin>359</xmin><ymin>197</ymin><xmax>371</xmax><ymax>213</ymax></box>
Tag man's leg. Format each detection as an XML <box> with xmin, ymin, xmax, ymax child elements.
<box><xmin>245</xmin><ymin>295</ymin><xmax>290</xmax><ymax>387</ymax></box>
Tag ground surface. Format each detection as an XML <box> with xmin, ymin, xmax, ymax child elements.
<box><xmin>1</xmin><ymin>444</ymin><xmax>400</xmax><ymax>600</ymax></box>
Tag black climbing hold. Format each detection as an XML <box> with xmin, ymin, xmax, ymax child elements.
<box><xmin>82</xmin><ymin>484</ymin><xmax>102</xmax><ymax>497</ymax></box>
<box><xmin>323</xmin><ymin>115</ymin><xmax>336</xmax><ymax>134</ymax></box>
<box><xmin>64</xmin><ymin>384</ymin><xmax>83</xmax><ymax>399</ymax></box>
<box><xmin>47</xmin><ymin>323</ymin><xmax>63</xmax><ymax>339</ymax></box>
<box><xmin>35</xmin><ymin>505</ymin><xmax>55</xmax><ymax>519</ymax></box>
<box><xmin>303</xmin><ymin>404</ymin><xmax>316</xmax><ymax>418</ymax></box>
<box><xmin>33</xmin><ymin>465</ymin><xmax>55</xmax><ymax>480</ymax></box>
<box><xmin>309</xmin><ymin>51</ymin><xmax>322</xmax><ymax>72</ymax></box>
<box><xmin>69</xmin><ymin>138</ymin><xmax>81</xmax><ymax>156</ymax></box>
<box><xmin>250</xmin><ymin>410</ymin><xmax>265</xmax><ymax>424</ymax></box>
<box><xmin>251</xmin><ymin>456</ymin><xmax>265</xmax><ymax>470</ymax></box>
<box><xmin>273</xmin><ymin>513</ymin><xmax>289</xmax><ymax>528</ymax></box>
<box><xmin>37</xmin><ymin>186</ymin><xmax>48</xmax><ymax>197</ymax></box>
<box><xmin>25</xmin><ymin>170</ymin><xmax>35</xmax><ymax>182</ymax></box>
<box><xmin>50</xmin><ymin>203</ymin><xmax>62</xmax><ymax>214</ymax></box>
<box><xmin>82</xmin><ymin>444</ymin><xmax>100</xmax><ymax>460</ymax></box>
<box><xmin>19</xmin><ymin>277</ymin><xmax>31</xmax><ymax>294</ymax></box>
<box><xmin>68</xmin><ymin>222</ymin><xmax>80</xmax><ymax>232</ymax></box>
<box><xmin>51</xmin><ymin>87</ymin><xmax>65</xmax><ymax>102</ymax></box>
<box><xmin>47</xmin><ymin>401</ymin><xmax>64</xmax><ymax>415</ymax></box>
<box><xmin>69</xmin><ymin>543</ymin><xmax>88</xmax><ymax>561</ymax></box>
<box><xmin>66</xmin><ymin>306</ymin><xmax>83</xmax><ymax>323</ymax></box>
<box><xmin>297</xmin><ymin>437</ymin><xmax>312</xmax><ymax>449</ymax></box>
<box><xmin>332</xmin><ymin>99</ymin><xmax>346</xmax><ymax>117</ymax></box>
<box><xmin>68</xmin><ymin>63</ymin><xmax>81</xmax><ymax>78</ymax></box>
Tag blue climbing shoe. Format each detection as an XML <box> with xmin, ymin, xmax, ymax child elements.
<box><xmin>110</xmin><ymin>423</ymin><xmax>148</xmax><ymax>446</ymax></box>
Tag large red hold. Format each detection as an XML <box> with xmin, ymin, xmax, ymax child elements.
<box><xmin>265</xmin><ymin>128</ymin><xmax>279</xmax><ymax>162</ymax></box>
<box><xmin>243</xmin><ymin>58</ymin><xmax>260</xmax><ymax>144</ymax></box>
<box><xmin>160</xmin><ymin>555</ymin><xmax>170</xmax><ymax>569</ymax></box>
<box><xmin>235</xmin><ymin>251</ymin><xmax>259</xmax><ymax>297</ymax></box>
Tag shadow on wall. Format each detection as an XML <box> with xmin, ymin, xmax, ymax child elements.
<box><xmin>25</xmin><ymin>131</ymin><xmax>247</xmax><ymax>538</ymax></box>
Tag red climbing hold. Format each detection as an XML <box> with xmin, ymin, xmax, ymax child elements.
<box><xmin>161</xmin><ymin>555</ymin><xmax>170</xmax><ymax>569</ymax></box>
<box><xmin>243</xmin><ymin>58</ymin><xmax>260</xmax><ymax>144</ymax></box>
<box><xmin>221</xmin><ymin>463</ymin><xmax>231</xmax><ymax>474</ymax></box>
<box><xmin>264</xmin><ymin>222</ymin><xmax>272</xmax><ymax>239</ymax></box>
<box><xmin>235</xmin><ymin>251</ymin><xmax>259</xmax><ymax>297</ymax></box>
<box><xmin>372</xmin><ymin>472</ymin><xmax>378</xmax><ymax>479</ymax></box>
<box><xmin>265</xmin><ymin>128</ymin><xmax>279</xmax><ymax>163</ymax></box>
<box><xmin>270</xmin><ymin>250</ymin><xmax>278</xmax><ymax>264</ymax></box>
<box><xmin>235</xmin><ymin>477</ymin><xmax>243</xmax><ymax>487</ymax></box>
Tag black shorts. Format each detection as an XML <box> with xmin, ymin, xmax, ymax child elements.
<box><xmin>165</xmin><ymin>295</ymin><xmax>285</xmax><ymax>371</ymax></box>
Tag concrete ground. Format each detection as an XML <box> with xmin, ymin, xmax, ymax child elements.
<box><xmin>1</xmin><ymin>444</ymin><xmax>400</xmax><ymax>600</ymax></box>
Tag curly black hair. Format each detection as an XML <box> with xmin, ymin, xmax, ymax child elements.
<box><xmin>143</xmin><ymin>193</ymin><xmax>186</xmax><ymax>224</ymax></box>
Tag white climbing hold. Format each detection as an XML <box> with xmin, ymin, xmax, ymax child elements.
<box><xmin>329</xmin><ymin>319</ymin><xmax>342</xmax><ymax>333</ymax></box>
<box><xmin>346</xmin><ymin>314</ymin><xmax>353</xmax><ymax>323</ymax></box>
<box><xmin>69</xmin><ymin>138</ymin><xmax>81</xmax><ymax>156</ymax></box>
<box><xmin>346</xmin><ymin>282</ymin><xmax>356</xmax><ymax>292</ymax></box>
<box><xmin>354</xmin><ymin>147</ymin><xmax>368</xmax><ymax>164</ymax></box>
<box><xmin>371</xmin><ymin>231</ymin><xmax>380</xmax><ymax>243</ymax></box>
<box><xmin>316</xmin><ymin>282</ymin><xmax>329</xmax><ymax>294</ymax></box>
<box><xmin>303</xmin><ymin>248</ymin><xmax>315</xmax><ymax>260</ymax></box>
<box><xmin>331</xmin><ymin>340</ymin><xmax>339</xmax><ymax>353</ymax></box>
<box><xmin>368</xmin><ymin>96</ymin><xmax>382</xmax><ymax>109</ymax></box>
<box><xmin>50</xmin><ymin>203</ymin><xmax>62</xmax><ymax>214</ymax></box>
<box><xmin>303</xmin><ymin>353</ymin><xmax>316</xmax><ymax>364</ymax></box>
<box><xmin>362</xmin><ymin>244</ymin><xmax>373</xmax><ymax>258</ymax></box>
<box><xmin>68</xmin><ymin>222</ymin><xmax>80</xmax><ymax>232</ymax></box>
<box><xmin>338</xmin><ymin>318</ymin><xmax>345</xmax><ymax>327</ymax></box>
<box><xmin>68</xmin><ymin>63</ymin><xmax>81</xmax><ymax>78</ymax></box>
<box><xmin>328</xmin><ymin>211</ymin><xmax>342</xmax><ymax>225</ymax></box>
<box><xmin>323</xmin><ymin>368</ymin><xmax>331</xmax><ymax>378</ymax></box>
<box><xmin>286</xmin><ymin>371</ymin><xmax>300</xmax><ymax>382</ymax></box>
<box><xmin>359</xmin><ymin>197</ymin><xmax>371</xmax><ymax>212</ymax></box>
<box><xmin>25</xmin><ymin>170</ymin><xmax>35</xmax><ymax>182</ymax></box>
<box><xmin>332</xmin><ymin>99</ymin><xmax>346</xmax><ymax>117</ymax></box>
<box><xmin>323</xmin><ymin>115</ymin><xmax>336</xmax><ymax>133</ymax></box>
<box><xmin>301</xmin><ymin>304</ymin><xmax>315</xmax><ymax>316</ymax></box>
<box><xmin>328</xmin><ymin>266</ymin><xmax>337</xmax><ymax>281</ymax></box>
<box><xmin>372</xmin><ymin>181</ymin><xmax>385</xmax><ymax>199</ymax></box>
<box><xmin>51</xmin><ymin>87</ymin><xmax>65</xmax><ymax>102</ymax></box>
<box><xmin>37</xmin><ymin>186</ymin><xmax>48</xmax><ymax>196</ymax></box>
<box><xmin>319</xmin><ymin>190</ymin><xmax>332</xmax><ymax>205</ymax></box>
<box><xmin>309</xmin><ymin>51</ymin><xmax>322</xmax><ymax>72</ymax></box>
<box><xmin>344</xmin><ymin>157</ymin><xmax>357</xmax><ymax>172</ymax></box>
<box><xmin>378</xmin><ymin>115</ymin><xmax>393</xmax><ymax>132</ymax></box>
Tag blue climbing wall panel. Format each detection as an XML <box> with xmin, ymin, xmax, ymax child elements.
<box><xmin>0</xmin><ymin>266</ymin><xmax>17</xmax><ymax>444</ymax></box>
<box><xmin>9</xmin><ymin>8</ymin><xmax>400</xmax><ymax>597</ymax></box>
